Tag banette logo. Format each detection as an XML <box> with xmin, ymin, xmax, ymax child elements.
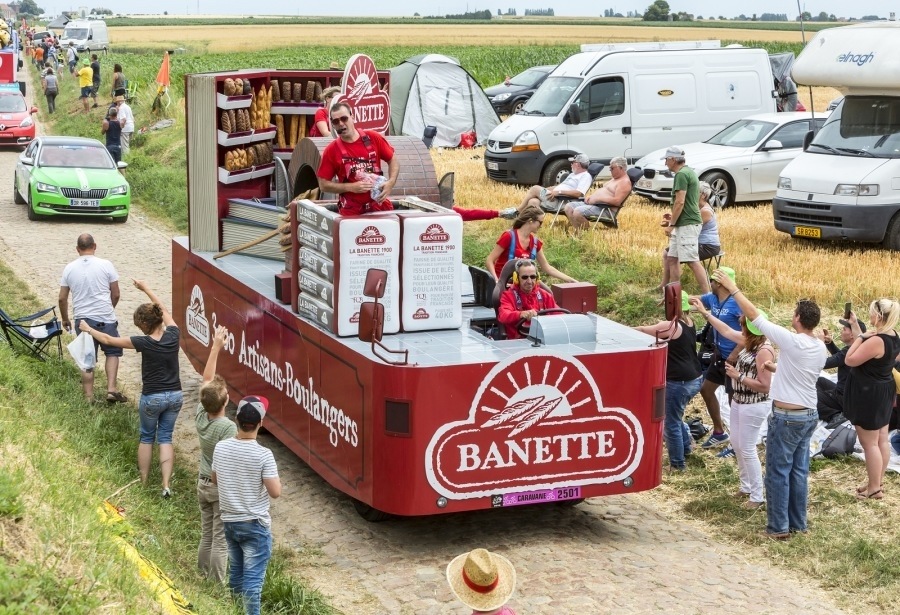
<box><xmin>425</xmin><ymin>351</ymin><xmax>644</xmax><ymax>499</ymax></box>
<box><xmin>356</xmin><ymin>225</ymin><xmax>386</xmax><ymax>245</ymax></box>
<box><xmin>186</xmin><ymin>285</ymin><xmax>210</xmax><ymax>347</ymax></box>
<box><xmin>419</xmin><ymin>223</ymin><xmax>450</xmax><ymax>243</ymax></box>
<box><xmin>338</xmin><ymin>54</ymin><xmax>391</xmax><ymax>134</ymax></box>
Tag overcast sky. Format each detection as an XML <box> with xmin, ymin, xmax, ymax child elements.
<box><xmin>40</xmin><ymin>1</ymin><xmax>890</xmax><ymax>19</ymax></box>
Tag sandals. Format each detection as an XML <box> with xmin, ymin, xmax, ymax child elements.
<box><xmin>856</xmin><ymin>484</ymin><xmax>883</xmax><ymax>495</ymax></box>
<box><xmin>106</xmin><ymin>391</ymin><xmax>128</xmax><ymax>404</ymax></box>
<box><xmin>855</xmin><ymin>489</ymin><xmax>883</xmax><ymax>500</ymax></box>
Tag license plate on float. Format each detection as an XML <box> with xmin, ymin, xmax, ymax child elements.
<box><xmin>487</xmin><ymin>161</ymin><xmax>499</xmax><ymax>171</ymax></box>
<box><xmin>491</xmin><ymin>486</ymin><xmax>582</xmax><ymax>507</ymax></box>
<box><xmin>71</xmin><ymin>199</ymin><xmax>100</xmax><ymax>208</ymax></box>
<box><xmin>794</xmin><ymin>226</ymin><xmax>821</xmax><ymax>238</ymax></box>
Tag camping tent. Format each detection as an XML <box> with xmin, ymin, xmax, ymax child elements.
<box><xmin>390</xmin><ymin>54</ymin><xmax>500</xmax><ymax>148</ymax></box>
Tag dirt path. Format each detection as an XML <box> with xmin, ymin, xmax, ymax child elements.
<box><xmin>0</xmin><ymin>63</ymin><xmax>847</xmax><ymax>614</ymax></box>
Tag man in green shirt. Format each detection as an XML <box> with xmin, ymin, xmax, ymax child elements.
<box><xmin>662</xmin><ymin>146</ymin><xmax>709</xmax><ymax>293</ymax></box>
<box><xmin>196</xmin><ymin>325</ymin><xmax>237</xmax><ymax>582</ymax></box>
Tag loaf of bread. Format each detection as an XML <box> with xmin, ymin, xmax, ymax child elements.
<box><xmin>223</xmin><ymin>78</ymin><xmax>236</xmax><ymax>96</ymax></box>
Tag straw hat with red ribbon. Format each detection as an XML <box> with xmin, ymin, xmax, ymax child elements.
<box><xmin>446</xmin><ymin>548</ymin><xmax>516</xmax><ymax>611</ymax></box>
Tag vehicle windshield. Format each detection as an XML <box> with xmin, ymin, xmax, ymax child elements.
<box><xmin>509</xmin><ymin>68</ymin><xmax>548</xmax><ymax>87</ymax></box>
<box><xmin>0</xmin><ymin>94</ymin><xmax>27</xmax><ymax>113</ymax></box>
<box><xmin>39</xmin><ymin>144</ymin><xmax>114</xmax><ymax>169</ymax></box>
<box><xmin>523</xmin><ymin>76</ymin><xmax>581</xmax><ymax>116</ymax></box>
<box><xmin>64</xmin><ymin>28</ymin><xmax>89</xmax><ymax>39</ymax></box>
<box><xmin>810</xmin><ymin>96</ymin><xmax>900</xmax><ymax>159</ymax></box>
<box><xmin>706</xmin><ymin>119</ymin><xmax>777</xmax><ymax>147</ymax></box>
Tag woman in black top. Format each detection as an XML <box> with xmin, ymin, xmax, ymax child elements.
<box><xmin>844</xmin><ymin>299</ymin><xmax>900</xmax><ymax>500</ymax></box>
<box><xmin>102</xmin><ymin>106</ymin><xmax>122</xmax><ymax>163</ymax></box>
<box><xmin>81</xmin><ymin>279</ymin><xmax>182</xmax><ymax>498</ymax></box>
<box><xmin>635</xmin><ymin>291</ymin><xmax>702</xmax><ymax>470</ymax></box>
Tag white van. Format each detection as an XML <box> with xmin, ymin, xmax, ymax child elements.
<box><xmin>484</xmin><ymin>41</ymin><xmax>776</xmax><ymax>186</ymax></box>
<box><xmin>773</xmin><ymin>22</ymin><xmax>900</xmax><ymax>250</ymax></box>
<box><xmin>60</xmin><ymin>20</ymin><xmax>109</xmax><ymax>54</ymax></box>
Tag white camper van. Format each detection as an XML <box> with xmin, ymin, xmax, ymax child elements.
<box><xmin>773</xmin><ymin>22</ymin><xmax>900</xmax><ymax>249</ymax></box>
<box><xmin>60</xmin><ymin>20</ymin><xmax>109</xmax><ymax>54</ymax></box>
<box><xmin>484</xmin><ymin>41</ymin><xmax>777</xmax><ymax>186</ymax></box>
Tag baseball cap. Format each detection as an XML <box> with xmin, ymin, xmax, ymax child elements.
<box><xmin>710</xmin><ymin>266</ymin><xmax>736</xmax><ymax>285</ymax></box>
<box><xmin>681</xmin><ymin>290</ymin><xmax>690</xmax><ymax>312</ymax></box>
<box><xmin>661</xmin><ymin>146</ymin><xmax>685</xmax><ymax>159</ymax></box>
<box><xmin>745</xmin><ymin>309</ymin><xmax>768</xmax><ymax>336</ymax></box>
<box><xmin>83</xmin><ymin>58</ymin><xmax>89</xmax><ymax>66</ymax></box>
<box><xmin>568</xmin><ymin>153</ymin><xmax>590</xmax><ymax>166</ymax></box>
<box><xmin>839</xmin><ymin>318</ymin><xmax>866</xmax><ymax>333</ymax></box>
<box><xmin>236</xmin><ymin>395</ymin><xmax>268</xmax><ymax>424</ymax></box>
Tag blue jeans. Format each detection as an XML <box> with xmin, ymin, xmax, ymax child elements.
<box><xmin>224</xmin><ymin>520</ymin><xmax>272</xmax><ymax>615</ymax></box>
<box><xmin>138</xmin><ymin>390</ymin><xmax>183</xmax><ymax>444</ymax></box>
<box><xmin>665</xmin><ymin>376</ymin><xmax>703</xmax><ymax>469</ymax></box>
<box><xmin>764</xmin><ymin>406</ymin><xmax>818</xmax><ymax>534</ymax></box>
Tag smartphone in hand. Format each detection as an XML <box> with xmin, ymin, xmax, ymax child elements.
<box><xmin>844</xmin><ymin>302</ymin><xmax>852</xmax><ymax>319</ymax></box>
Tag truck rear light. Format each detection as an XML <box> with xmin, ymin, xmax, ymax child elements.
<box><xmin>385</xmin><ymin>400</ymin><xmax>411</xmax><ymax>436</ymax></box>
<box><xmin>652</xmin><ymin>386</ymin><xmax>665</xmax><ymax>422</ymax></box>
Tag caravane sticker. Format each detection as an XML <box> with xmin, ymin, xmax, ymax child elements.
<box><xmin>186</xmin><ymin>285</ymin><xmax>210</xmax><ymax>347</ymax></box>
<box><xmin>338</xmin><ymin>54</ymin><xmax>390</xmax><ymax>134</ymax></box>
<box><xmin>425</xmin><ymin>351</ymin><xmax>644</xmax><ymax>500</ymax></box>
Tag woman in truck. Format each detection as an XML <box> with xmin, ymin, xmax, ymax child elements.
<box><xmin>485</xmin><ymin>204</ymin><xmax>576</xmax><ymax>283</ymax></box>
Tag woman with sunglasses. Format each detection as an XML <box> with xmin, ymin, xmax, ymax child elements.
<box><xmin>485</xmin><ymin>204</ymin><xmax>576</xmax><ymax>283</ymax></box>
<box><xmin>844</xmin><ymin>298</ymin><xmax>900</xmax><ymax>500</ymax></box>
<box><xmin>309</xmin><ymin>86</ymin><xmax>341</xmax><ymax>138</ymax></box>
<box><xmin>691</xmin><ymin>298</ymin><xmax>774</xmax><ymax>509</ymax></box>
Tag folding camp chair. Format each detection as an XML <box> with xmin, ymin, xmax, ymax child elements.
<box><xmin>0</xmin><ymin>306</ymin><xmax>63</xmax><ymax>361</ymax></box>
<box><xmin>703</xmin><ymin>250</ymin><xmax>725</xmax><ymax>275</ymax></box>
<box><xmin>580</xmin><ymin>167</ymin><xmax>644</xmax><ymax>231</ymax></box>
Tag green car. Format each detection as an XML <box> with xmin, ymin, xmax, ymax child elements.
<box><xmin>14</xmin><ymin>136</ymin><xmax>131</xmax><ymax>222</ymax></box>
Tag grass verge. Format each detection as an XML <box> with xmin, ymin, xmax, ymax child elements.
<box><xmin>0</xmin><ymin>260</ymin><xmax>335</xmax><ymax>614</ymax></box>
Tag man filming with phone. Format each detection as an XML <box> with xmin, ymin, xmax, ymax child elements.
<box><xmin>816</xmin><ymin>304</ymin><xmax>864</xmax><ymax>426</ymax></box>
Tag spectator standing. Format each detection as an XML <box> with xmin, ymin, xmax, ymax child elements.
<box><xmin>661</xmin><ymin>146</ymin><xmax>709</xmax><ymax>294</ymax></box>
<box><xmin>694</xmin><ymin>266</ymin><xmax>743</xmax><ymax>448</ymax></box>
<box><xmin>32</xmin><ymin>44</ymin><xmax>43</xmax><ymax>69</ymax></box>
<box><xmin>635</xmin><ymin>291</ymin><xmax>703</xmax><ymax>471</ymax></box>
<box><xmin>102</xmin><ymin>106</ymin><xmax>122</xmax><ymax>163</ymax></box>
<box><xmin>485</xmin><ymin>204</ymin><xmax>576</xmax><ymax>283</ymax></box>
<box><xmin>115</xmin><ymin>95</ymin><xmax>135</xmax><ymax>157</ymax></box>
<box><xmin>447</xmin><ymin>548</ymin><xmax>518</xmax><ymax>615</ymax></box>
<box><xmin>196</xmin><ymin>326</ymin><xmax>237</xmax><ymax>582</ymax></box>
<box><xmin>816</xmin><ymin>318</ymin><xmax>864</xmax><ymax>425</ymax></box>
<box><xmin>66</xmin><ymin>42</ymin><xmax>77</xmax><ymax>75</ymax></box>
<box><xmin>42</xmin><ymin>67</ymin><xmax>58</xmax><ymax>114</ymax></box>
<box><xmin>844</xmin><ymin>299</ymin><xmax>900</xmax><ymax>500</ymax></box>
<box><xmin>661</xmin><ymin>181</ymin><xmax>720</xmax><ymax>289</ymax></box>
<box><xmin>111</xmin><ymin>63</ymin><xmax>126</xmax><ymax>97</ymax></box>
<box><xmin>212</xmin><ymin>396</ymin><xmax>281</xmax><ymax>615</ymax></box>
<box><xmin>58</xmin><ymin>233</ymin><xmax>126</xmax><ymax>403</ymax></box>
<box><xmin>80</xmin><ymin>280</ymin><xmax>183</xmax><ymax>497</ymax></box>
<box><xmin>712</xmin><ymin>269</ymin><xmax>826</xmax><ymax>540</ymax></box>
<box><xmin>77</xmin><ymin>58</ymin><xmax>93</xmax><ymax>113</ymax></box>
<box><xmin>90</xmin><ymin>54</ymin><xmax>101</xmax><ymax>109</ymax></box>
<box><xmin>46</xmin><ymin>42</ymin><xmax>58</xmax><ymax>73</ymax></box>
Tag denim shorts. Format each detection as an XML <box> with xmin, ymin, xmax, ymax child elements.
<box><xmin>74</xmin><ymin>318</ymin><xmax>123</xmax><ymax>357</ymax></box>
<box><xmin>80</xmin><ymin>85</ymin><xmax>92</xmax><ymax>98</ymax></box>
<box><xmin>138</xmin><ymin>390</ymin><xmax>183</xmax><ymax>444</ymax></box>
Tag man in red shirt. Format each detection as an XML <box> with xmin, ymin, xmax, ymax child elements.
<box><xmin>498</xmin><ymin>259</ymin><xmax>558</xmax><ymax>340</ymax></box>
<box><xmin>316</xmin><ymin>101</ymin><xmax>399</xmax><ymax>216</ymax></box>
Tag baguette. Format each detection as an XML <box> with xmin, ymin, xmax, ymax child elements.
<box><xmin>275</xmin><ymin>115</ymin><xmax>286</xmax><ymax>149</ymax></box>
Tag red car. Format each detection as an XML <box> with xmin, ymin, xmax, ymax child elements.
<box><xmin>0</xmin><ymin>87</ymin><xmax>37</xmax><ymax>147</ymax></box>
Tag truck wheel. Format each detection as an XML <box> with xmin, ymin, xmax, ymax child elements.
<box><xmin>13</xmin><ymin>174</ymin><xmax>24</xmax><ymax>204</ymax></box>
<box><xmin>352</xmin><ymin>499</ymin><xmax>391</xmax><ymax>522</ymax></box>
<box><xmin>883</xmin><ymin>212</ymin><xmax>900</xmax><ymax>250</ymax></box>
<box><xmin>542</xmin><ymin>158</ymin><xmax>571</xmax><ymax>188</ymax></box>
<box><xmin>700</xmin><ymin>171</ymin><xmax>733</xmax><ymax>209</ymax></box>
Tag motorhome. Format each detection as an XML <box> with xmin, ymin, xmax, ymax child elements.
<box><xmin>60</xmin><ymin>19</ymin><xmax>109</xmax><ymax>54</ymax></box>
<box><xmin>773</xmin><ymin>21</ymin><xmax>900</xmax><ymax>250</ymax></box>
<box><xmin>484</xmin><ymin>41</ymin><xmax>777</xmax><ymax>186</ymax></box>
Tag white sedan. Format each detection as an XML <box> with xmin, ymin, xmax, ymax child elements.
<box><xmin>633</xmin><ymin>112</ymin><xmax>829</xmax><ymax>208</ymax></box>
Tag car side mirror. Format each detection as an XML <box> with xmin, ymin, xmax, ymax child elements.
<box><xmin>563</xmin><ymin>103</ymin><xmax>581</xmax><ymax>126</ymax></box>
<box><xmin>117</xmin><ymin>161</ymin><xmax>128</xmax><ymax>169</ymax></box>
<box><xmin>88</xmin><ymin>35</ymin><xmax>93</xmax><ymax>40</ymax></box>
<box><xmin>762</xmin><ymin>139</ymin><xmax>783</xmax><ymax>151</ymax></box>
<box><xmin>21</xmin><ymin>157</ymin><xmax>33</xmax><ymax>166</ymax></box>
<box><xmin>30</xmin><ymin>107</ymin><xmax>37</xmax><ymax>115</ymax></box>
<box><xmin>802</xmin><ymin>130</ymin><xmax>814</xmax><ymax>152</ymax></box>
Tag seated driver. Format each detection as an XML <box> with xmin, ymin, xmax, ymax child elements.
<box><xmin>498</xmin><ymin>259</ymin><xmax>558</xmax><ymax>340</ymax></box>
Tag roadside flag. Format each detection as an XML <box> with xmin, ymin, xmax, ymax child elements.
<box><xmin>155</xmin><ymin>51</ymin><xmax>170</xmax><ymax>88</ymax></box>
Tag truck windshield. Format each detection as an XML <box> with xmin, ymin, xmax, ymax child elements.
<box><xmin>523</xmin><ymin>76</ymin><xmax>581</xmax><ymax>116</ymax></box>
<box><xmin>64</xmin><ymin>28</ymin><xmax>88</xmax><ymax>39</ymax></box>
<box><xmin>810</xmin><ymin>96</ymin><xmax>900</xmax><ymax>159</ymax></box>
<box><xmin>706</xmin><ymin>119</ymin><xmax>777</xmax><ymax>147</ymax></box>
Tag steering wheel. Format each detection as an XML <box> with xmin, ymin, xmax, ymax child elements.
<box><xmin>516</xmin><ymin>307</ymin><xmax>571</xmax><ymax>337</ymax></box>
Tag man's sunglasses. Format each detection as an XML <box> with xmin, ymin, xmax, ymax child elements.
<box><xmin>519</xmin><ymin>274</ymin><xmax>539</xmax><ymax>280</ymax></box>
<box><xmin>330</xmin><ymin>115</ymin><xmax>351</xmax><ymax>126</ymax></box>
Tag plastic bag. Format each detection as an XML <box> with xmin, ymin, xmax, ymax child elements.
<box><xmin>67</xmin><ymin>331</ymin><xmax>96</xmax><ymax>371</ymax></box>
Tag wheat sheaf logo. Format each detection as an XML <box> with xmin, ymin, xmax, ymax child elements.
<box><xmin>425</xmin><ymin>351</ymin><xmax>644</xmax><ymax>499</ymax></box>
<box><xmin>419</xmin><ymin>223</ymin><xmax>450</xmax><ymax>243</ymax></box>
<box><xmin>185</xmin><ymin>285</ymin><xmax>210</xmax><ymax>347</ymax></box>
<box><xmin>356</xmin><ymin>225</ymin><xmax>386</xmax><ymax>245</ymax></box>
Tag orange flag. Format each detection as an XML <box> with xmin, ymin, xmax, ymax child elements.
<box><xmin>155</xmin><ymin>52</ymin><xmax>170</xmax><ymax>88</ymax></box>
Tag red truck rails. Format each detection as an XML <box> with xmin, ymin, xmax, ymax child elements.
<box><xmin>173</xmin><ymin>57</ymin><xmax>666</xmax><ymax>519</ymax></box>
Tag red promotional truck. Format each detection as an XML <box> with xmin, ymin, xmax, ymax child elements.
<box><xmin>173</xmin><ymin>56</ymin><xmax>667</xmax><ymax>519</ymax></box>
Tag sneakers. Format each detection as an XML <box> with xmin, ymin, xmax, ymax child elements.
<box><xmin>498</xmin><ymin>207</ymin><xmax>518</xmax><ymax>220</ymax></box>
<box><xmin>742</xmin><ymin>500</ymin><xmax>764</xmax><ymax>510</ymax></box>
<box><xmin>701</xmin><ymin>432</ymin><xmax>730</xmax><ymax>449</ymax></box>
<box><xmin>161</xmin><ymin>488</ymin><xmax>172</xmax><ymax>499</ymax></box>
<box><xmin>716</xmin><ymin>446</ymin><xmax>735</xmax><ymax>459</ymax></box>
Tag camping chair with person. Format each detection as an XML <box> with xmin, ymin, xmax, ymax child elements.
<box><xmin>0</xmin><ymin>305</ymin><xmax>63</xmax><ymax>361</ymax></box>
<box><xmin>580</xmin><ymin>166</ymin><xmax>644</xmax><ymax>230</ymax></box>
<box><xmin>542</xmin><ymin>161</ymin><xmax>605</xmax><ymax>229</ymax></box>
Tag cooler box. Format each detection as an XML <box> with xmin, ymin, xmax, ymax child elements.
<box><xmin>552</xmin><ymin>282</ymin><xmax>597</xmax><ymax>314</ymax></box>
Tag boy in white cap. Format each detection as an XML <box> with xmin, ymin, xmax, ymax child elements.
<box><xmin>447</xmin><ymin>548</ymin><xmax>518</xmax><ymax>614</ymax></box>
<box><xmin>212</xmin><ymin>395</ymin><xmax>281</xmax><ymax>615</ymax></box>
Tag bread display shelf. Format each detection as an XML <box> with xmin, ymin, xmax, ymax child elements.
<box><xmin>217</xmin><ymin>126</ymin><xmax>276</xmax><ymax>146</ymax></box>
<box><xmin>217</xmin><ymin>162</ymin><xmax>276</xmax><ymax>184</ymax></box>
<box><xmin>270</xmin><ymin>102</ymin><xmax>320</xmax><ymax>115</ymax></box>
<box><xmin>216</xmin><ymin>93</ymin><xmax>253</xmax><ymax>110</ymax></box>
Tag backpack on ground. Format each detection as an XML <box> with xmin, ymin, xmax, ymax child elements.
<box><xmin>817</xmin><ymin>421</ymin><xmax>857</xmax><ymax>458</ymax></box>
